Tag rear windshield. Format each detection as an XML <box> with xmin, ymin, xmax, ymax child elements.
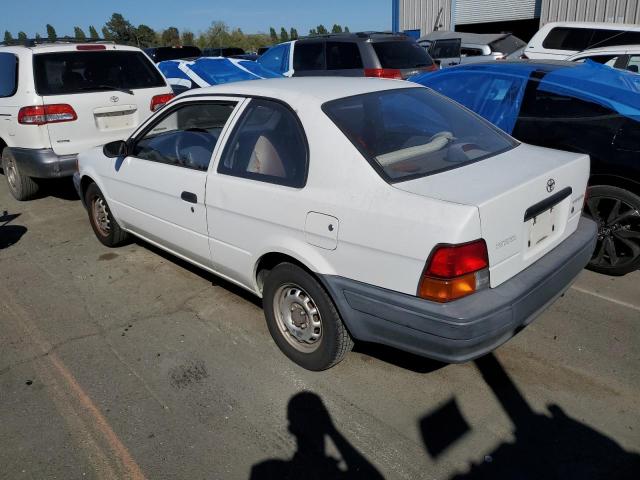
<box><xmin>489</xmin><ymin>35</ymin><xmax>526</xmax><ymax>54</ymax></box>
<box><xmin>150</xmin><ymin>46</ymin><xmax>202</xmax><ymax>62</ymax></box>
<box><xmin>323</xmin><ymin>87</ymin><xmax>516</xmax><ymax>182</ymax></box>
<box><xmin>34</xmin><ymin>51</ymin><xmax>166</xmax><ymax>95</ymax></box>
<box><xmin>372</xmin><ymin>41</ymin><xmax>434</xmax><ymax>69</ymax></box>
<box><xmin>542</xmin><ymin>27</ymin><xmax>640</xmax><ymax>51</ymax></box>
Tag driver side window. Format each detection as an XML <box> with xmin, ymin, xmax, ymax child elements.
<box><xmin>132</xmin><ymin>102</ymin><xmax>237</xmax><ymax>171</ymax></box>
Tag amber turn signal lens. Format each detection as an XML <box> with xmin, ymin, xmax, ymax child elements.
<box><xmin>418</xmin><ymin>272</ymin><xmax>477</xmax><ymax>303</ymax></box>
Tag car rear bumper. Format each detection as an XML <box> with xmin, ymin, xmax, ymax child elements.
<box><xmin>321</xmin><ymin>217</ymin><xmax>597</xmax><ymax>363</ymax></box>
<box><xmin>8</xmin><ymin>148</ymin><xmax>77</xmax><ymax>179</ymax></box>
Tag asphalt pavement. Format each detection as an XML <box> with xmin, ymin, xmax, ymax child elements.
<box><xmin>1</xmin><ymin>177</ymin><xmax>639</xmax><ymax>479</ymax></box>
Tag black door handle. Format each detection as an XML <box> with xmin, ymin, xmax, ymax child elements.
<box><xmin>181</xmin><ymin>191</ymin><xmax>197</xmax><ymax>204</ymax></box>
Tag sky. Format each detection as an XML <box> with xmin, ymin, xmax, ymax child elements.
<box><xmin>1</xmin><ymin>0</ymin><xmax>391</xmax><ymax>38</ymax></box>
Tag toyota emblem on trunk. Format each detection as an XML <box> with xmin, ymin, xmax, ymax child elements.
<box><xmin>110</xmin><ymin>96</ymin><xmax>119</xmax><ymax>103</ymax></box>
<box><xmin>546</xmin><ymin>178</ymin><xmax>556</xmax><ymax>193</ymax></box>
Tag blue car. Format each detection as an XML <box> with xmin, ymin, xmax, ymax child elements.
<box><xmin>412</xmin><ymin>60</ymin><xmax>640</xmax><ymax>276</ymax></box>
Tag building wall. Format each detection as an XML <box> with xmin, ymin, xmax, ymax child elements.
<box><xmin>398</xmin><ymin>0</ymin><xmax>452</xmax><ymax>34</ymax></box>
<box><xmin>541</xmin><ymin>0</ymin><xmax>640</xmax><ymax>24</ymax></box>
<box><xmin>456</xmin><ymin>0</ymin><xmax>540</xmax><ymax>25</ymax></box>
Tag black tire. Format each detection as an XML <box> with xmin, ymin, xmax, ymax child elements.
<box><xmin>84</xmin><ymin>182</ymin><xmax>129</xmax><ymax>247</ymax></box>
<box><xmin>263</xmin><ymin>263</ymin><xmax>353</xmax><ymax>371</ymax></box>
<box><xmin>584</xmin><ymin>185</ymin><xmax>640</xmax><ymax>276</ymax></box>
<box><xmin>1</xmin><ymin>149</ymin><xmax>39</xmax><ymax>201</ymax></box>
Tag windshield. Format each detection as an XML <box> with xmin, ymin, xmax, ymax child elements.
<box><xmin>372</xmin><ymin>41</ymin><xmax>434</xmax><ymax>69</ymax></box>
<box><xmin>34</xmin><ymin>51</ymin><xmax>166</xmax><ymax>95</ymax></box>
<box><xmin>489</xmin><ymin>35</ymin><xmax>526</xmax><ymax>55</ymax></box>
<box><xmin>323</xmin><ymin>87</ymin><xmax>517</xmax><ymax>182</ymax></box>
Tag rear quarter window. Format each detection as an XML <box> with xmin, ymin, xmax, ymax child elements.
<box><xmin>33</xmin><ymin>50</ymin><xmax>166</xmax><ymax>96</ymax></box>
<box><xmin>0</xmin><ymin>53</ymin><xmax>18</xmax><ymax>97</ymax></box>
<box><xmin>293</xmin><ymin>42</ymin><xmax>325</xmax><ymax>71</ymax></box>
<box><xmin>326</xmin><ymin>42</ymin><xmax>363</xmax><ymax>70</ymax></box>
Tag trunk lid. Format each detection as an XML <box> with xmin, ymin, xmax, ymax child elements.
<box><xmin>32</xmin><ymin>47</ymin><xmax>172</xmax><ymax>156</ymax></box>
<box><xmin>393</xmin><ymin>143</ymin><xmax>590</xmax><ymax>287</ymax></box>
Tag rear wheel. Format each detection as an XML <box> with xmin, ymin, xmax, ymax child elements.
<box><xmin>1</xmin><ymin>149</ymin><xmax>39</xmax><ymax>201</ymax></box>
<box><xmin>263</xmin><ymin>263</ymin><xmax>353</xmax><ymax>370</ymax></box>
<box><xmin>584</xmin><ymin>185</ymin><xmax>640</xmax><ymax>276</ymax></box>
<box><xmin>85</xmin><ymin>182</ymin><xmax>129</xmax><ymax>247</ymax></box>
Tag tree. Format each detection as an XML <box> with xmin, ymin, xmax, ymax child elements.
<box><xmin>4</xmin><ymin>31</ymin><xmax>13</xmax><ymax>43</ymax></box>
<box><xmin>74</xmin><ymin>27</ymin><xmax>86</xmax><ymax>40</ymax></box>
<box><xmin>105</xmin><ymin>13</ymin><xmax>135</xmax><ymax>44</ymax></box>
<box><xmin>290</xmin><ymin>28</ymin><xmax>298</xmax><ymax>40</ymax></box>
<box><xmin>279</xmin><ymin>27</ymin><xmax>289</xmax><ymax>42</ymax></box>
<box><xmin>101</xmin><ymin>27</ymin><xmax>112</xmax><ymax>40</ymax></box>
<box><xmin>269</xmin><ymin>27</ymin><xmax>278</xmax><ymax>43</ymax></box>
<box><xmin>316</xmin><ymin>25</ymin><xmax>328</xmax><ymax>35</ymax></box>
<box><xmin>181</xmin><ymin>30</ymin><xmax>195</xmax><ymax>46</ymax></box>
<box><xmin>18</xmin><ymin>31</ymin><xmax>27</xmax><ymax>43</ymax></box>
<box><xmin>309</xmin><ymin>28</ymin><xmax>317</xmax><ymax>36</ymax></box>
<box><xmin>161</xmin><ymin>27</ymin><xmax>180</xmax><ymax>47</ymax></box>
<box><xmin>331</xmin><ymin>24</ymin><xmax>343</xmax><ymax>34</ymax></box>
<box><xmin>88</xmin><ymin>25</ymin><xmax>99</xmax><ymax>39</ymax></box>
<box><xmin>206</xmin><ymin>21</ymin><xmax>229</xmax><ymax>48</ymax></box>
<box><xmin>344</xmin><ymin>26</ymin><xmax>350</xmax><ymax>33</ymax></box>
<box><xmin>46</xmin><ymin>24</ymin><xmax>57</xmax><ymax>42</ymax></box>
<box><xmin>136</xmin><ymin>24</ymin><xmax>156</xmax><ymax>48</ymax></box>
<box><xmin>35</xmin><ymin>33</ymin><xmax>42</xmax><ymax>42</ymax></box>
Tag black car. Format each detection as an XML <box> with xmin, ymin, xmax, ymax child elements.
<box><xmin>413</xmin><ymin>60</ymin><xmax>640</xmax><ymax>276</ymax></box>
<box><xmin>144</xmin><ymin>46</ymin><xmax>202</xmax><ymax>63</ymax></box>
<box><xmin>257</xmin><ymin>32</ymin><xmax>437</xmax><ymax>79</ymax></box>
<box><xmin>202</xmin><ymin>47</ymin><xmax>246</xmax><ymax>57</ymax></box>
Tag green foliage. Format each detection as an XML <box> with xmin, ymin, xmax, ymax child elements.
<box><xmin>309</xmin><ymin>28</ymin><xmax>317</xmax><ymax>36</ymax></box>
<box><xmin>104</xmin><ymin>13</ymin><xmax>135</xmax><ymax>44</ymax></box>
<box><xmin>35</xmin><ymin>33</ymin><xmax>42</xmax><ymax>42</ymax></box>
<box><xmin>161</xmin><ymin>27</ymin><xmax>180</xmax><ymax>47</ymax></box>
<box><xmin>4</xmin><ymin>31</ymin><xmax>13</xmax><ymax>43</ymax></box>
<box><xmin>101</xmin><ymin>26</ymin><xmax>111</xmax><ymax>40</ymax></box>
<box><xmin>331</xmin><ymin>24</ymin><xmax>343</xmax><ymax>34</ymax></box>
<box><xmin>74</xmin><ymin>27</ymin><xmax>86</xmax><ymax>40</ymax></box>
<box><xmin>17</xmin><ymin>31</ymin><xmax>27</xmax><ymax>42</ymax></box>
<box><xmin>279</xmin><ymin>27</ymin><xmax>289</xmax><ymax>42</ymax></box>
<box><xmin>290</xmin><ymin>28</ymin><xmax>298</xmax><ymax>40</ymax></box>
<box><xmin>269</xmin><ymin>27</ymin><xmax>278</xmax><ymax>43</ymax></box>
<box><xmin>46</xmin><ymin>24</ymin><xmax>57</xmax><ymax>42</ymax></box>
<box><xmin>88</xmin><ymin>25</ymin><xmax>99</xmax><ymax>39</ymax></box>
<box><xmin>182</xmin><ymin>30</ymin><xmax>195</xmax><ymax>46</ymax></box>
<box><xmin>316</xmin><ymin>25</ymin><xmax>328</xmax><ymax>35</ymax></box>
<box><xmin>137</xmin><ymin>24</ymin><xmax>157</xmax><ymax>48</ymax></box>
<box><xmin>344</xmin><ymin>26</ymin><xmax>350</xmax><ymax>33</ymax></box>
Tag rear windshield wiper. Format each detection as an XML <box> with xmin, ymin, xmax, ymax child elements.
<box><xmin>78</xmin><ymin>85</ymin><xmax>134</xmax><ymax>95</ymax></box>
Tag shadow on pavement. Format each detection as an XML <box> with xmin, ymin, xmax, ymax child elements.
<box><xmin>353</xmin><ymin>341</ymin><xmax>446</xmax><ymax>374</ymax></box>
<box><xmin>0</xmin><ymin>211</ymin><xmax>27</xmax><ymax>249</ymax></box>
<box><xmin>250</xmin><ymin>391</ymin><xmax>384</xmax><ymax>480</ymax></box>
<box><xmin>34</xmin><ymin>178</ymin><xmax>80</xmax><ymax>201</ymax></box>
<box><xmin>420</xmin><ymin>353</ymin><xmax>640</xmax><ymax>479</ymax></box>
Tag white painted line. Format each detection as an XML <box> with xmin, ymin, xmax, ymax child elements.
<box><xmin>571</xmin><ymin>285</ymin><xmax>640</xmax><ymax>313</ymax></box>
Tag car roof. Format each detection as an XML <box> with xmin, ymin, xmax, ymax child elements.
<box><xmin>542</xmin><ymin>21</ymin><xmax>640</xmax><ymax>31</ymax></box>
<box><xmin>568</xmin><ymin>44</ymin><xmax>640</xmax><ymax>57</ymax></box>
<box><xmin>179</xmin><ymin>77</ymin><xmax>415</xmax><ymax>106</ymax></box>
<box><xmin>295</xmin><ymin>32</ymin><xmax>411</xmax><ymax>43</ymax></box>
<box><xmin>0</xmin><ymin>42</ymin><xmax>141</xmax><ymax>54</ymax></box>
<box><xmin>419</xmin><ymin>31</ymin><xmax>510</xmax><ymax>45</ymax></box>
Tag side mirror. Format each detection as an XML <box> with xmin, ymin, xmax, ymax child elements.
<box><xmin>103</xmin><ymin>140</ymin><xmax>128</xmax><ymax>158</ymax></box>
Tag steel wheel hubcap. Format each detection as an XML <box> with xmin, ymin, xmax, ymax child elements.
<box><xmin>584</xmin><ymin>195</ymin><xmax>640</xmax><ymax>268</ymax></box>
<box><xmin>274</xmin><ymin>284</ymin><xmax>322</xmax><ymax>353</ymax></box>
<box><xmin>92</xmin><ymin>197</ymin><xmax>111</xmax><ymax>236</ymax></box>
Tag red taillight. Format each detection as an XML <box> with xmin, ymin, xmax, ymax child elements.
<box><xmin>364</xmin><ymin>68</ymin><xmax>403</xmax><ymax>80</ymax></box>
<box><xmin>150</xmin><ymin>93</ymin><xmax>175</xmax><ymax>112</ymax></box>
<box><xmin>418</xmin><ymin>240</ymin><xmax>490</xmax><ymax>302</ymax></box>
<box><xmin>76</xmin><ymin>44</ymin><xmax>106</xmax><ymax>51</ymax></box>
<box><xmin>18</xmin><ymin>104</ymin><xmax>77</xmax><ymax>125</ymax></box>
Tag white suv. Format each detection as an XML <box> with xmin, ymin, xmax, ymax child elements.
<box><xmin>0</xmin><ymin>42</ymin><xmax>174</xmax><ymax>200</ymax></box>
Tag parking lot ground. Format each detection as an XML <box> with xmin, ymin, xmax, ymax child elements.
<box><xmin>1</xmin><ymin>178</ymin><xmax>639</xmax><ymax>480</ymax></box>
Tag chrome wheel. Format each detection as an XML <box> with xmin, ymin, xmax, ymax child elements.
<box><xmin>91</xmin><ymin>196</ymin><xmax>111</xmax><ymax>237</ymax></box>
<box><xmin>5</xmin><ymin>156</ymin><xmax>18</xmax><ymax>191</ymax></box>
<box><xmin>585</xmin><ymin>195</ymin><xmax>640</xmax><ymax>270</ymax></box>
<box><xmin>273</xmin><ymin>284</ymin><xmax>323</xmax><ymax>353</ymax></box>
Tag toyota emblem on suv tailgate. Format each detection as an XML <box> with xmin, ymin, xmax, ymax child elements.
<box><xmin>546</xmin><ymin>178</ymin><xmax>556</xmax><ymax>193</ymax></box>
<box><xmin>110</xmin><ymin>96</ymin><xmax>119</xmax><ymax>103</ymax></box>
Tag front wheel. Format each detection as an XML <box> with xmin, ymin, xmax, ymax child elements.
<box><xmin>85</xmin><ymin>182</ymin><xmax>129</xmax><ymax>247</ymax></box>
<box><xmin>263</xmin><ymin>263</ymin><xmax>353</xmax><ymax>371</ymax></box>
<box><xmin>584</xmin><ymin>185</ymin><xmax>640</xmax><ymax>276</ymax></box>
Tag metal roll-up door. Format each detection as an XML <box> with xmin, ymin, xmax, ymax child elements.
<box><xmin>456</xmin><ymin>0</ymin><xmax>540</xmax><ymax>25</ymax></box>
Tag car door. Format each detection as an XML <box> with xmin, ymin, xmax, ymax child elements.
<box><xmin>206</xmin><ymin>98</ymin><xmax>310</xmax><ymax>287</ymax></box>
<box><xmin>104</xmin><ymin>98</ymin><xmax>243</xmax><ymax>267</ymax></box>
<box><xmin>429</xmin><ymin>38</ymin><xmax>462</xmax><ymax>68</ymax></box>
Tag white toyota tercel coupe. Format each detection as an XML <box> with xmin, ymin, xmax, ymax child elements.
<box><xmin>75</xmin><ymin>78</ymin><xmax>597</xmax><ymax>371</ymax></box>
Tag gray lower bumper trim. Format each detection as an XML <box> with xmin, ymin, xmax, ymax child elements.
<box><xmin>8</xmin><ymin>147</ymin><xmax>77</xmax><ymax>179</ymax></box>
<box><xmin>321</xmin><ymin>218</ymin><xmax>597</xmax><ymax>363</ymax></box>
